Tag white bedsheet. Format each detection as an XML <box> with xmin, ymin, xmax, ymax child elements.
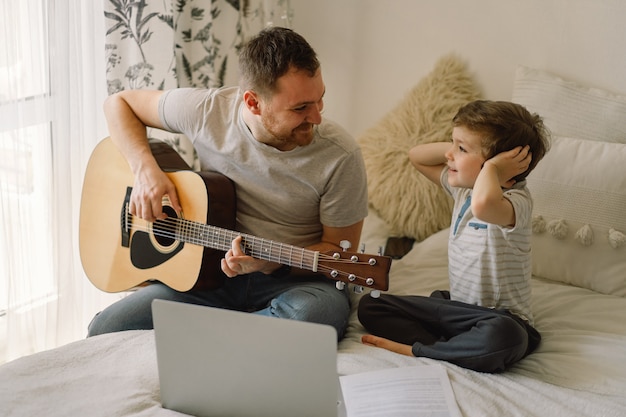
<box><xmin>1</xmin><ymin>214</ymin><xmax>625</xmax><ymax>417</ymax></box>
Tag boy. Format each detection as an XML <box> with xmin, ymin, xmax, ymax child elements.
<box><xmin>358</xmin><ymin>100</ymin><xmax>550</xmax><ymax>373</ymax></box>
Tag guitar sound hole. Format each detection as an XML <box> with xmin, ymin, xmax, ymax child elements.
<box><xmin>153</xmin><ymin>206</ymin><xmax>178</xmax><ymax>247</ymax></box>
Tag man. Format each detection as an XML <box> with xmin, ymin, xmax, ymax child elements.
<box><xmin>87</xmin><ymin>27</ymin><xmax>368</xmax><ymax>339</ymax></box>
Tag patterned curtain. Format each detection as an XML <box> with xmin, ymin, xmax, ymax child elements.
<box><xmin>103</xmin><ymin>0</ymin><xmax>293</xmax><ymax>167</ymax></box>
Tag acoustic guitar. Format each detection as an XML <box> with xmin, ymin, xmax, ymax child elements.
<box><xmin>79</xmin><ymin>137</ymin><xmax>390</xmax><ymax>294</ymax></box>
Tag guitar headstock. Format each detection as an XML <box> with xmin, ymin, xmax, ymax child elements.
<box><xmin>318</xmin><ymin>250</ymin><xmax>390</xmax><ymax>292</ymax></box>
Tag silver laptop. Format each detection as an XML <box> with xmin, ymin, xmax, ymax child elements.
<box><xmin>152</xmin><ymin>299</ymin><xmax>346</xmax><ymax>417</ymax></box>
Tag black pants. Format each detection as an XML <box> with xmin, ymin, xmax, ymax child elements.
<box><xmin>358</xmin><ymin>291</ymin><xmax>541</xmax><ymax>373</ymax></box>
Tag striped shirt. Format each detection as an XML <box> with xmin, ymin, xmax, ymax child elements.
<box><xmin>441</xmin><ymin>167</ymin><xmax>534</xmax><ymax>324</ymax></box>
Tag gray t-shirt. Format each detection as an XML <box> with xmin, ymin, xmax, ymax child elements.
<box><xmin>158</xmin><ymin>87</ymin><xmax>368</xmax><ymax>248</ymax></box>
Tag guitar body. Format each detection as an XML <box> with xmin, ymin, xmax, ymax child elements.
<box><xmin>79</xmin><ymin>137</ymin><xmax>235</xmax><ymax>292</ymax></box>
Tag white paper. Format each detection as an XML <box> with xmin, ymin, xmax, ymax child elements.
<box><xmin>340</xmin><ymin>365</ymin><xmax>461</xmax><ymax>417</ymax></box>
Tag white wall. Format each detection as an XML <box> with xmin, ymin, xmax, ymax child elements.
<box><xmin>291</xmin><ymin>0</ymin><xmax>626</xmax><ymax>137</ymax></box>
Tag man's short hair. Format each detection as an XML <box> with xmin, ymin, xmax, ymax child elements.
<box><xmin>238</xmin><ymin>26</ymin><xmax>320</xmax><ymax>98</ymax></box>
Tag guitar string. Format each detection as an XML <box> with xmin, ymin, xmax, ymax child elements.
<box><xmin>125</xmin><ymin>214</ymin><xmax>380</xmax><ymax>286</ymax></box>
<box><xmin>130</xmin><ymin>214</ymin><xmax>377</xmax><ymax>273</ymax></box>
<box><xmin>154</xmin><ymin>217</ymin><xmax>317</xmax><ymax>269</ymax></box>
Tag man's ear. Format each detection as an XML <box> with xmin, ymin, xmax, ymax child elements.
<box><xmin>243</xmin><ymin>90</ymin><xmax>262</xmax><ymax>115</ymax></box>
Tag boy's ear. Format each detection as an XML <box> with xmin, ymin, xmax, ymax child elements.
<box><xmin>243</xmin><ymin>90</ymin><xmax>262</xmax><ymax>115</ymax></box>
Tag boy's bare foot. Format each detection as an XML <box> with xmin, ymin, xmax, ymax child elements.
<box><xmin>361</xmin><ymin>334</ymin><xmax>414</xmax><ymax>357</ymax></box>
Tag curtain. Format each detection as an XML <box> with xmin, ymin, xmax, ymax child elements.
<box><xmin>0</xmin><ymin>0</ymin><xmax>117</xmax><ymax>364</ymax></box>
<box><xmin>104</xmin><ymin>0</ymin><xmax>293</xmax><ymax>167</ymax></box>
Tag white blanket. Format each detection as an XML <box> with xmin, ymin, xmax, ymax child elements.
<box><xmin>1</xmin><ymin>215</ymin><xmax>626</xmax><ymax>417</ymax></box>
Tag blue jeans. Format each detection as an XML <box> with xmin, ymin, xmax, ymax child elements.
<box><xmin>87</xmin><ymin>272</ymin><xmax>350</xmax><ymax>340</ymax></box>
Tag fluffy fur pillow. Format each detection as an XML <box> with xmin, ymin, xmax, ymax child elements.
<box><xmin>358</xmin><ymin>54</ymin><xmax>482</xmax><ymax>241</ymax></box>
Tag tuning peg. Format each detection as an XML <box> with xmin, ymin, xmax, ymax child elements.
<box><xmin>340</xmin><ymin>240</ymin><xmax>352</xmax><ymax>251</ymax></box>
<box><xmin>359</xmin><ymin>243</ymin><xmax>365</xmax><ymax>254</ymax></box>
<box><xmin>378</xmin><ymin>246</ymin><xmax>384</xmax><ymax>256</ymax></box>
<box><xmin>353</xmin><ymin>285</ymin><xmax>363</xmax><ymax>294</ymax></box>
<box><xmin>370</xmin><ymin>290</ymin><xmax>380</xmax><ymax>298</ymax></box>
<box><xmin>335</xmin><ymin>281</ymin><xmax>345</xmax><ymax>290</ymax></box>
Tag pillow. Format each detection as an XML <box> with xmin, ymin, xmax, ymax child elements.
<box><xmin>526</xmin><ymin>136</ymin><xmax>626</xmax><ymax>297</ymax></box>
<box><xmin>512</xmin><ymin>66</ymin><xmax>626</xmax><ymax>144</ymax></box>
<box><xmin>358</xmin><ymin>54</ymin><xmax>482</xmax><ymax>241</ymax></box>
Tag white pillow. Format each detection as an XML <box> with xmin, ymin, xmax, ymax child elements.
<box><xmin>526</xmin><ymin>136</ymin><xmax>626</xmax><ymax>296</ymax></box>
<box><xmin>512</xmin><ymin>66</ymin><xmax>626</xmax><ymax>144</ymax></box>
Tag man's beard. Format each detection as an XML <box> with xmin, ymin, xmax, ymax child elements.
<box><xmin>262</xmin><ymin>113</ymin><xmax>315</xmax><ymax>148</ymax></box>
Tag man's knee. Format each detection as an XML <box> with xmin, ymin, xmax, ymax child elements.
<box><xmin>270</xmin><ymin>284</ymin><xmax>350</xmax><ymax>337</ymax></box>
<box><xmin>272</xmin><ymin>284</ymin><xmax>348</xmax><ymax>318</ymax></box>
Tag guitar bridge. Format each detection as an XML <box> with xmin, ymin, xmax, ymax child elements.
<box><xmin>120</xmin><ymin>187</ymin><xmax>132</xmax><ymax>248</ymax></box>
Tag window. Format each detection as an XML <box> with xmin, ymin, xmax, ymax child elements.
<box><xmin>1</xmin><ymin>0</ymin><xmax>111</xmax><ymax>363</ymax></box>
<box><xmin>0</xmin><ymin>0</ymin><xmax>55</xmax><ymax>327</ymax></box>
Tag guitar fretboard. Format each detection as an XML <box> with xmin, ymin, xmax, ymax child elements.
<box><xmin>152</xmin><ymin>217</ymin><xmax>320</xmax><ymax>271</ymax></box>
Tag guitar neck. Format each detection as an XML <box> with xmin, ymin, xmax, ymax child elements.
<box><xmin>161</xmin><ymin>217</ymin><xmax>320</xmax><ymax>272</ymax></box>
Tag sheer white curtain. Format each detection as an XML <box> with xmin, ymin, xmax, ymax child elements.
<box><xmin>0</xmin><ymin>0</ymin><xmax>120</xmax><ymax>363</ymax></box>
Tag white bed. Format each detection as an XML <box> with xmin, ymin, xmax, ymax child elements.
<box><xmin>1</xmin><ymin>64</ymin><xmax>625</xmax><ymax>417</ymax></box>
